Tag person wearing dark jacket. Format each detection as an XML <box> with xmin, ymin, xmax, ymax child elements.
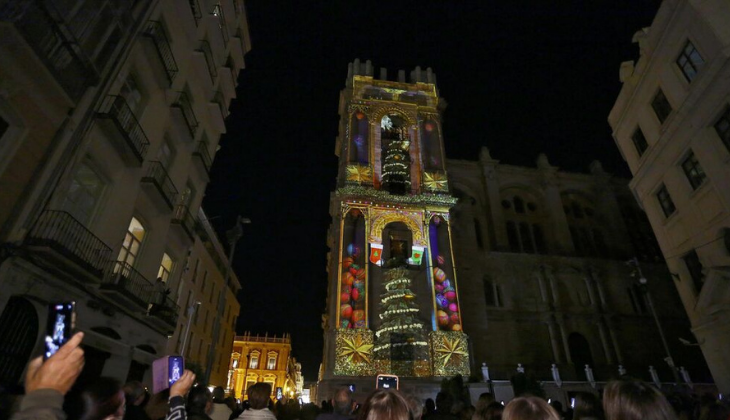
<box><xmin>187</xmin><ymin>386</ymin><xmax>214</xmax><ymax>420</ymax></box>
<box><xmin>315</xmin><ymin>387</ymin><xmax>354</xmax><ymax>420</ymax></box>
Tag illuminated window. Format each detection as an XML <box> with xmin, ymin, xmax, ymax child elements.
<box><xmin>249</xmin><ymin>352</ymin><xmax>259</xmax><ymax>369</ymax></box>
<box><xmin>656</xmin><ymin>185</ymin><xmax>676</xmax><ymax>217</ymax></box>
<box><xmin>681</xmin><ymin>151</ymin><xmax>706</xmax><ymax>190</ymax></box>
<box><xmin>651</xmin><ymin>89</ymin><xmax>673</xmax><ymax>124</ymax></box>
<box><xmin>62</xmin><ymin>162</ymin><xmax>106</xmax><ymax>225</ymax></box>
<box><xmin>267</xmin><ymin>353</ymin><xmax>277</xmax><ymax>370</ymax></box>
<box><xmin>117</xmin><ymin>217</ymin><xmax>146</xmax><ymax>267</ymax></box>
<box><xmin>632</xmin><ymin>127</ymin><xmax>648</xmax><ymax>157</ymax></box>
<box><xmin>713</xmin><ymin>107</ymin><xmax>730</xmax><ymax>153</ymax></box>
<box><xmin>676</xmin><ymin>41</ymin><xmax>704</xmax><ymax>82</ymax></box>
<box><xmin>157</xmin><ymin>253</ymin><xmax>175</xmax><ymax>283</ymax></box>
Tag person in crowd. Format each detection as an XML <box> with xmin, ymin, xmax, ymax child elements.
<box><xmin>123</xmin><ymin>381</ymin><xmax>151</xmax><ymax>420</ymax></box>
<box><xmin>167</xmin><ymin>370</ymin><xmax>197</xmax><ymax>420</ymax></box>
<box><xmin>65</xmin><ymin>377</ymin><xmax>126</xmax><ymax>420</ymax></box>
<box><xmin>237</xmin><ymin>383</ymin><xmax>276</xmax><ymax>420</ymax></box>
<box><xmin>210</xmin><ymin>387</ymin><xmax>232</xmax><ymax>420</ymax></box>
<box><xmin>697</xmin><ymin>401</ymin><xmax>730</xmax><ymax>420</ymax></box>
<box><xmin>602</xmin><ymin>379</ymin><xmax>677</xmax><ymax>420</ymax></box>
<box><xmin>503</xmin><ymin>397</ymin><xmax>560</xmax><ymax>420</ymax></box>
<box><xmin>299</xmin><ymin>404</ymin><xmax>321</xmax><ymax>420</ymax></box>
<box><xmin>424</xmin><ymin>399</ymin><xmax>436</xmax><ymax>418</ymax></box>
<box><xmin>473</xmin><ymin>393</ymin><xmax>495</xmax><ymax>420</ymax></box>
<box><xmin>481</xmin><ymin>402</ymin><xmax>503</xmax><ymax>420</ymax></box>
<box><xmin>316</xmin><ymin>387</ymin><xmax>354</xmax><ymax>420</ymax></box>
<box><xmin>424</xmin><ymin>392</ymin><xmax>458</xmax><ymax>420</ymax></box>
<box><xmin>459</xmin><ymin>406</ymin><xmax>475</xmax><ymax>420</ymax></box>
<box><xmin>145</xmin><ymin>389</ymin><xmax>171</xmax><ymax>420</ymax></box>
<box><xmin>11</xmin><ymin>332</ymin><xmax>85</xmax><ymax>420</ymax></box>
<box><xmin>357</xmin><ymin>389</ymin><xmax>410</xmax><ymax>420</ymax></box>
<box><xmin>224</xmin><ymin>396</ymin><xmax>241</xmax><ymax>420</ymax></box>
<box><xmin>572</xmin><ymin>392</ymin><xmax>601</xmax><ymax>420</ymax></box>
<box><xmin>548</xmin><ymin>401</ymin><xmax>564</xmax><ymax>420</ymax></box>
<box><xmin>187</xmin><ymin>386</ymin><xmax>214</xmax><ymax>420</ymax></box>
<box><xmin>406</xmin><ymin>395</ymin><xmax>424</xmax><ymax>420</ymax></box>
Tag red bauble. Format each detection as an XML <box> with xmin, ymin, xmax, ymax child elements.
<box><xmin>356</xmin><ymin>112</ymin><xmax>365</xmax><ymax>120</ymax></box>
<box><xmin>437</xmin><ymin>255</ymin><xmax>445</xmax><ymax>266</ymax></box>
<box><xmin>351</xmin><ymin>208</ymin><xmax>361</xmax><ymax>217</ymax></box>
<box><xmin>341</xmin><ymin>291</ymin><xmax>351</xmax><ymax>303</ymax></box>
<box><xmin>425</xmin><ymin>122</ymin><xmax>434</xmax><ymax>132</ymax></box>
<box><xmin>341</xmin><ymin>304</ymin><xmax>353</xmax><ymax>319</ymax></box>
<box><xmin>445</xmin><ymin>290</ymin><xmax>456</xmax><ymax>302</ymax></box>
<box><xmin>355</xmin><ymin>268</ymin><xmax>366</xmax><ymax>280</ymax></box>
<box><xmin>349</xmin><ymin>267</ymin><xmax>358</xmax><ymax>276</ymax></box>
<box><xmin>342</xmin><ymin>272</ymin><xmax>355</xmax><ymax>286</ymax></box>
<box><xmin>352</xmin><ymin>288</ymin><xmax>360</xmax><ymax>301</ymax></box>
<box><xmin>352</xmin><ymin>309</ymin><xmax>365</xmax><ymax>322</ymax></box>
<box><xmin>449</xmin><ymin>313</ymin><xmax>460</xmax><ymax>324</ymax></box>
<box><xmin>448</xmin><ymin>303</ymin><xmax>458</xmax><ymax>313</ymax></box>
<box><xmin>435</xmin><ymin>284</ymin><xmax>445</xmax><ymax>293</ymax></box>
<box><xmin>343</xmin><ymin>257</ymin><xmax>354</xmax><ymax>270</ymax></box>
<box><xmin>437</xmin><ymin>310</ymin><xmax>449</xmax><ymax>327</ymax></box>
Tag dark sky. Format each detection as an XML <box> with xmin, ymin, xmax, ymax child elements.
<box><xmin>202</xmin><ymin>1</ymin><xmax>660</xmax><ymax>381</ymax></box>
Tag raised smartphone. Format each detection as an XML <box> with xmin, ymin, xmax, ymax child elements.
<box><xmin>376</xmin><ymin>374</ymin><xmax>399</xmax><ymax>390</ymax></box>
<box><xmin>152</xmin><ymin>355</ymin><xmax>185</xmax><ymax>394</ymax></box>
<box><xmin>44</xmin><ymin>302</ymin><xmax>76</xmax><ymax>360</ymax></box>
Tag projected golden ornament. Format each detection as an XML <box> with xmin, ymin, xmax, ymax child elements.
<box><xmin>346</xmin><ymin>165</ymin><xmax>372</xmax><ymax>183</ymax></box>
<box><xmin>434</xmin><ymin>334</ymin><xmax>468</xmax><ymax>367</ymax></box>
<box><xmin>423</xmin><ymin>171</ymin><xmax>448</xmax><ymax>192</ymax></box>
<box><xmin>338</xmin><ymin>334</ymin><xmax>374</xmax><ymax>364</ymax></box>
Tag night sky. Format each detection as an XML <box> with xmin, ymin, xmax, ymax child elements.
<box><xmin>202</xmin><ymin>1</ymin><xmax>661</xmax><ymax>381</ymax></box>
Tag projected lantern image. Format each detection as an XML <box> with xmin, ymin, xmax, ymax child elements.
<box><xmin>430</xmin><ymin>215</ymin><xmax>461</xmax><ymax>331</ymax></box>
<box><xmin>340</xmin><ymin>208</ymin><xmax>367</xmax><ymax>328</ymax></box>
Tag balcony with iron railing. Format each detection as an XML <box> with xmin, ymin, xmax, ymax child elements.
<box><xmin>26</xmin><ymin>210</ymin><xmax>112</xmax><ymax>280</ymax></box>
<box><xmin>188</xmin><ymin>0</ymin><xmax>202</xmax><ymax>26</ymax></box>
<box><xmin>196</xmin><ymin>40</ymin><xmax>217</xmax><ymax>85</ymax></box>
<box><xmin>142</xmin><ymin>21</ymin><xmax>178</xmax><ymax>85</ymax></box>
<box><xmin>171</xmin><ymin>92</ymin><xmax>198</xmax><ymax>142</ymax></box>
<box><xmin>171</xmin><ymin>204</ymin><xmax>197</xmax><ymax>242</ymax></box>
<box><xmin>141</xmin><ymin>161</ymin><xmax>178</xmax><ymax>211</ymax></box>
<box><xmin>0</xmin><ymin>1</ymin><xmax>98</xmax><ymax>102</ymax></box>
<box><xmin>101</xmin><ymin>261</ymin><xmax>154</xmax><ymax>309</ymax></box>
<box><xmin>149</xmin><ymin>294</ymin><xmax>180</xmax><ymax>331</ymax></box>
<box><xmin>192</xmin><ymin>141</ymin><xmax>212</xmax><ymax>177</ymax></box>
<box><xmin>96</xmin><ymin>95</ymin><xmax>149</xmax><ymax>166</ymax></box>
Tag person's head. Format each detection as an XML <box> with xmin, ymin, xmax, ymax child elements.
<box><xmin>436</xmin><ymin>392</ymin><xmax>454</xmax><ymax>414</ymax></box>
<box><xmin>187</xmin><ymin>385</ymin><xmax>213</xmax><ymax>415</ymax></box>
<box><xmin>213</xmin><ymin>386</ymin><xmax>226</xmax><ymax>403</ymax></box>
<box><xmin>224</xmin><ymin>396</ymin><xmax>238</xmax><ymax>411</ymax></box>
<box><xmin>333</xmin><ymin>386</ymin><xmax>353</xmax><ymax>415</ymax></box>
<box><xmin>122</xmin><ymin>381</ymin><xmax>147</xmax><ymax>407</ymax></box>
<box><xmin>358</xmin><ymin>389</ymin><xmax>411</xmax><ymax>420</ymax></box>
<box><xmin>483</xmin><ymin>402</ymin><xmax>504</xmax><ymax>420</ymax></box>
<box><xmin>549</xmin><ymin>400</ymin><xmax>563</xmax><ymax>414</ymax></box>
<box><xmin>406</xmin><ymin>395</ymin><xmax>423</xmax><ymax>420</ymax></box>
<box><xmin>503</xmin><ymin>397</ymin><xmax>560</xmax><ymax>420</ymax></box>
<box><xmin>248</xmin><ymin>383</ymin><xmax>272</xmax><ymax>410</ymax></box>
<box><xmin>698</xmin><ymin>401</ymin><xmax>730</xmax><ymax>420</ymax></box>
<box><xmin>144</xmin><ymin>389</ymin><xmax>170</xmax><ymax>420</ymax></box>
<box><xmin>475</xmin><ymin>393</ymin><xmax>496</xmax><ymax>412</ymax></box>
<box><xmin>425</xmin><ymin>398</ymin><xmax>436</xmax><ymax>414</ymax></box>
<box><xmin>573</xmin><ymin>392</ymin><xmax>600</xmax><ymax>420</ymax></box>
<box><xmin>67</xmin><ymin>377</ymin><xmax>126</xmax><ymax>420</ymax></box>
<box><xmin>603</xmin><ymin>379</ymin><xmax>677</xmax><ymax>420</ymax></box>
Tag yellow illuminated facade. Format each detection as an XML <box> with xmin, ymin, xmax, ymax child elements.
<box><xmin>227</xmin><ymin>332</ymin><xmax>299</xmax><ymax>399</ymax></box>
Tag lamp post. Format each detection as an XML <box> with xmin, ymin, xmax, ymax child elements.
<box><xmin>181</xmin><ymin>301</ymin><xmax>201</xmax><ymax>356</ymax></box>
<box><xmin>628</xmin><ymin>257</ymin><xmax>681</xmax><ymax>385</ymax></box>
<box><xmin>204</xmin><ymin>216</ymin><xmax>250</xmax><ymax>385</ymax></box>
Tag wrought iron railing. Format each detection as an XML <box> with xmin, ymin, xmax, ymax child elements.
<box><xmin>26</xmin><ymin>210</ymin><xmax>112</xmax><ymax>277</ymax></box>
<box><xmin>197</xmin><ymin>40</ymin><xmax>217</xmax><ymax>83</ymax></box>
<box><xmin>172</xmin><ymin>92</ymin><xmax>198</xmax><ymax>139</ymax></box>
<box><xmin>172</xmin><ymin>204</ymin><xmax>196</xmax><ymax>240</ymax></box>
<box><xmin>0</xmin><ymin>1</ymin><xmax>97</xmax><ymax>101</ymax></box>
<box><xmin>97</xmin><ymin>95</ymin><xmax>150</xmax><ymax>161</ymax></box>
<box><xmin>212</xmin><ymin>4</ymin><xmax>229</xmax><ymax>46</ymax></box>
<box><xmin>213</xmin><ymin>91</ymin><xmax>227</xmax><ymax>120</ymax></box>
<box><xmin>104</xmin><ymin>261</ymin><xmax>154</xmax><ymax>305</ymax></box>
<box><xmin>141</xmin><ymin>162</ymin><xmax>178</xmax><ymax>208</ymax></box>
<box><xmin>151</xmin><ymin>295</ymin><xmax>180</xmax><ymax>326</ymax></box>
<box><xmin>193</xmin><ymin>141</ymin><xmax>212</xmax><ymax>174</ymax></box>
<box><xmin>143</xmin><ymin>21</ymin><xmax>178</xmax><ymax>84</ymax></box>
<box><xmin>189</xmin><ymin>0</ymin><xmax>202</xmax><ymax>25</ymax></box>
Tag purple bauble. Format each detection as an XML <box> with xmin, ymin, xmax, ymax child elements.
<box><xmin>436</xmin><ymin>294</ymin><xmax>448</xmax><ymax>308</ymax></box>
<box><xmin>442</xmin><ymin>279</ymin><xmax>451</xmax><ymax>289</ymax></box>
<box><xmin>435</xmin><ymin>284</ymin><xmax>445</xmax><ymax>293</ymax></box>
<box><xmin>449</xmin><ymin>303</ymin><xmax>459</xmax><ymax>313</ymax></box>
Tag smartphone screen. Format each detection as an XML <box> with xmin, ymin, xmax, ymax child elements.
<box><xmin>168</xmin><ymin>356</ymin><xmax>184</xmax><ymax>387</ymax></box>
<box><xmin>44</xmin><ymin>302</ymin><xmax>75</xmax><ymax>360</ymax></box>
<box><xmin>570</xmin><ymin>398</ymin><xmax>576</xmax><ymax>409</ymax></box>
<box><xmin>376</xmin><ymin>375</ymin><xmax>399</xmax><ymax>390</ymax></box>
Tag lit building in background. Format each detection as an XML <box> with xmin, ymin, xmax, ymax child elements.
<box><xmin>228</xmin><ymin>332</ymin><xmax>301</xmax><ymax>399</ymax></box>
<box><xmin>609</xmin><ymin>0</ymin><xmax>730</xmax><ymax>393</ymax></box>
<box><xmin>166</xmin><ymin>209</ymin><xmax>241</xmax><ymax>388</ymax></box>
<box><xmin>0</xmin><ymin>0</ymin><xmax>250</xmax><ymax>387</ymax></box>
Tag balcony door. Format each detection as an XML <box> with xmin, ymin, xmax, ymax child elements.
<box><xmin>117</xmin><ymin>217</ymin><xmax>146</xmax><ymax>270</ymax></box>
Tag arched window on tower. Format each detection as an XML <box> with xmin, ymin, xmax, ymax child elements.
<box><xmin>562</xmin><ymin>193</ymin><xmax>608</xmax><ymax>258</ymax></box>
<box><xmin>501</xmin><ymin>190</ymin><xmax>546</xmax><ymax>254</ymax></box>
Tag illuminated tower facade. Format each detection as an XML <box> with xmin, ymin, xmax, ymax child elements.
<box><xmin>320</xmin><ymin>60</ymin><xmax>470</xmax><ymax>394</ymax></box>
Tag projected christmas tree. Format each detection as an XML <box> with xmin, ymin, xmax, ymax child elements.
<box><xmin>373</xmin><ymin>267</ymin><xmax>428</xmax><ymax>362</ymax></box>
<box><xmin>381</xmin><ymin>127</ymin><xmax>411</xmax><ymax>195</ymax></box>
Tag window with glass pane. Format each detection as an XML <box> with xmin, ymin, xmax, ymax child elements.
<box><xmin>120</xmin><ymin>73</ymin><xmax>144</xmax><ymax>115</ymax></box>
<box><xmin>683</xmin><ymin>250</ymin><xmax>704</xmax><ymax>293</ymax></box>
<box><xmin>249</xmin><ymin>354</ymin><xmax>259</xmax><ymax>369</ymax></box>
<box><xmin>656</xmin><ymin>185</ymin><xmax>676</xmax><ymax>217</ymax></box>
<box><xmin>62</xmin><ymin>163</ymin><xmax>105</xmax><ymax>224</ymax></box>
<box><xmin>714</xmin><ymin>107</ymin><xmax>730</xmax><ymax>152</ymax></box>
<box><xmin>118</xmin><ymin>217</ymin><xmax>145</xmax><ymax>267</ymax></box>
<box><xmin>267</xmin><ymin>354</ymin><xmax>277</xmax><ymax>370</ymax></box>
<box><xmin>651</xmin><ymin>89</ymin><xmax>672</xmax><ymax>124</ymax></box>
<box><xmin>676</xmin><ymin>41</ymin><xmax>704</xmax><ymax>82</ymax></box>
<box><xmin>681</xmin><ymin>151</ymin><xmax>707</xmax><ymax>190</ymax></box>
<box><xmin>632</xmin><ymin>127</ymin><xmax>648</xmax><ymax>157</ymax></box>
<box><xmin>158</xmin><ymin>253</ymin><xmax>175</xmax><ymax>282</ymax></box>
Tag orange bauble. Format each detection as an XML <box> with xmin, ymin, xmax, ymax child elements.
<box><xmin>342</xmin><ymin>272</ymin><xmax>355</xmax><ymax>286</ymax></box>
<box><xmin>356</xmin><ymin>112</ymin><xmax>365</xmax><ymax>120</ymax></box>
<box><xmin>433</xmin><ymin>268</ymin><xmax>447</xmax><ymax>283</ymax></box>
<box><xmin>437</xmin><ymin>310</ymin><xmax>449</xmax><ymax>326</ymax></box>
<box><xmin>352</xmin><ymin>309</ymin><xmax>365</xmax><ymax>322</ymax></box>
<box><xmin>355</xmin><ymin>268</ymin><xmax>366</xmax><ymax>280</ymax></box>
<box><xmin>341</xmin><ymin>304</ymin><xmax>353</xmax><ymax>319</ymax></box>
<box><xmin>342</xmin><ymin>257</ymin><xmax>354</xmax><ymax>270</ymax></box>
<box><xmin>451</xmin><ymin>324</ymin><xmax>462</xmax><ymax>332</ymax></box>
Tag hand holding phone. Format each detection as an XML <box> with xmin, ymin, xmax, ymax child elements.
<box><xmin>170</xmin><ymin>370</ymin><xmax>196</xmax><ymax>398</ymax></box>
<box><xmin>376</xmin><ymin>374</ymin><xmax>399</xmax><ymax>390</ymax></box>
<box><xmin>26</xmin><ymin>332</ymin><xmax>85</xmax><ymax>395</ymax></box>
<box><xmin>44</xmin><ymin>302</ymin><xmax>76</xmax><ymax>360</ymax></box>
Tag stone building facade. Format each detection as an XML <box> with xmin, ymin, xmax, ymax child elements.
<box><xmin>608</xmin><ymin>0</ymin><xmax>730</xmax><ymax>393</ymax></box>
<box><xmin>0</xmin><ymin>0</ymin><xmax>250</xmax><ymax>387</ymax></box>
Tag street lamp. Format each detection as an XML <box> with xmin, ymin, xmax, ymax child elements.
<box><xmin>628</xmin><ymin>257</ymin><xmax>681</xmax><ymax>385</ymax></box>
<box><xmin>204</xmin><ymin>216</ymin><xmax>250</xmax><ymax>385</ymax></box>
<box><xmin>181</xmin><ymin>301</ymin><xmax>201</xmax><ymax>356</ymax></box>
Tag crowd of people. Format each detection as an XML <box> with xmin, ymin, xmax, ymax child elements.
<box><xmin>4</xmin><ymin>334</ymin><xmax>729</xmax><ymax>420</ymax></box>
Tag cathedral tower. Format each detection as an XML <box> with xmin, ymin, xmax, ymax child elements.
<box><xmin>320</xmin><ymin>60</ymin><xmax>470</xmax><ymax>393</ymax></box>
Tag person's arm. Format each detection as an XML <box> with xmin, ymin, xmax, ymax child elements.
<box><xmin>166</xmin><ymin>370</ymin><xmax>196</xmax><ymax>420</ymax></box>
<box><xmin>11</xmin><ymin>333</ymin><xmax>85</xmax><ymax>420</ymax></box>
